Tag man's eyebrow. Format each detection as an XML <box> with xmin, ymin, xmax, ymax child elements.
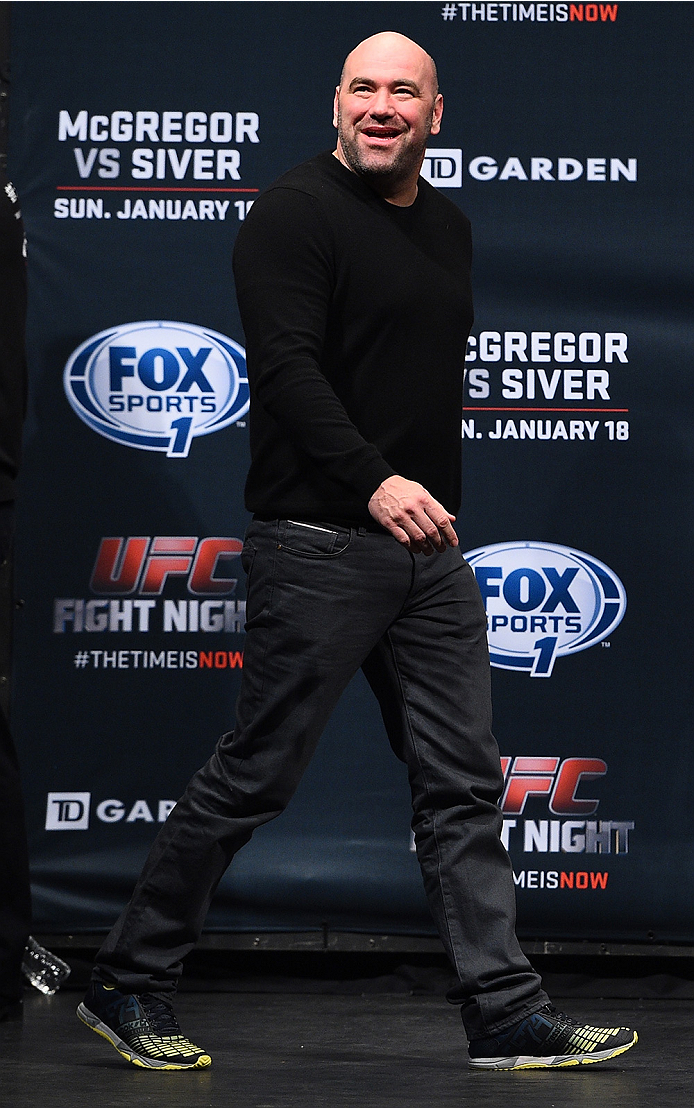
<box><xmin>348</xmin><ymin>76</ymin><xmax>422</xmax><ymax>93</ymax></box>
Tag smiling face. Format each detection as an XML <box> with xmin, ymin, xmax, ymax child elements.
<box><xmin>333</xmin><ymin>32</ymin><xmax>443</xmax><ymax>204</ymax></box>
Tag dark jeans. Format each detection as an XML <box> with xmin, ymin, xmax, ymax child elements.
<box><xmin>95</xmin><ymin>519</ymin><xmax>547</xmax><ymax>1037</ymax></box>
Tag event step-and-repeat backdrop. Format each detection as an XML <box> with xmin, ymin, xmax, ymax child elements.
<box><xmin>8</xmin><ymin>2</ymin><xmax>693</xmax><ymax>940</ymax></box>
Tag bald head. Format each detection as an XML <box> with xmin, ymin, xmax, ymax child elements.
<box><xmin>333</xmin><ymin>30</ymin><xmax>443</xmax><ymax>205</ymax></box>
<box><xmin>340</xmin><ymin>32</ymin><xmax>439</xmax><ymax>97</ymax></box>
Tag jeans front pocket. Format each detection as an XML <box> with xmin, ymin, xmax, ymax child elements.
<box><xmin>278</xmin><ymin>520</ymin><xmax>352</xmax><ymax>558</ymax></box>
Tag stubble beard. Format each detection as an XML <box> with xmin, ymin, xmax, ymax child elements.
<box><xmin>337</xmin><ymin>105</ymin><xmax>432</xmax><ymax>189</ymax></box>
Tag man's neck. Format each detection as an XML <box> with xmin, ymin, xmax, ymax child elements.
<box><xmin>332</xmin><ymin>148</ymin><xmax>419</xmax><ymax>207</ymax></box>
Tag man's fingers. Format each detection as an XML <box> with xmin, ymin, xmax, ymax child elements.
<box><xmin>424</xmin><ymin>501</ymin><xmax>459</xmax><ymax>547</ymax></box>
<box><xmin>433</xmin><ymin>515</ymin><xmax>458</xmax><ymax>547</ymax></box>
<box><xmin>417</xmin><ymin>522</ymin><xmax>446</xmax><ymax>552</ymax></box>
<box><xmin>368</xmin><ymin>477</ymin><xmax>458</xmax><ymax>551</ymax></box>
<box><xmin>380</xmin><ymin>520</ymin><xmax>435</xmax><ymax>555</ymax></box>
<box><xmin>396</xmin><ymin>507</ymin><xmax>456</xmax><ymax>552</ymax></box>
<box><xmin>388</xmin><ymin>523</ymin><xmax>422</xmax><ymax>550</ymax></box>
<box><xmin>417</xmin><ymin>501</ymin><xmax>458</xmax><ymax>549</ymax></box>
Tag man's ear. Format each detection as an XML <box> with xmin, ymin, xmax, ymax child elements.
<box><xmin>430</xmin><ymin>93</ymin><xmax>444</xmax><ymax>137</ymax></box>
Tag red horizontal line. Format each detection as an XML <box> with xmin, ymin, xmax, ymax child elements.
<box><xmin>463</xmin><ymin>407</ymin><xmax>629</xmax><ymax>413</ymax></box>
<box><xmin>56</xmin><ymin>186</ymin><xmax>259</xmax><ymax>193</ymax></box>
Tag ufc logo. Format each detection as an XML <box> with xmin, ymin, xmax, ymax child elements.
<box><xmin>499</xmin><ymin>757</ymin><xmax>607</xmax><ymax>816</ymax></box>
<box><xmin>90</xmin><ymin>537</ymin><xmax>243</xmax><ymax>596</ymax></box>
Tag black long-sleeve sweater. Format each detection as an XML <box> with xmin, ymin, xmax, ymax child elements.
<box><xmin>232</xmin><ymin>150</ymin><xmax>473</xmax><ymax>527</ymax></box>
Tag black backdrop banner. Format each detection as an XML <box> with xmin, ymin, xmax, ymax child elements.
<box><xmin>8</xmin><ymin>2</ymin><xmax>693</xmax><ymax>941</ymax></box>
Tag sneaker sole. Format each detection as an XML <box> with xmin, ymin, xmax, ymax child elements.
<box><xmin>469</xmin><ymin>1031</ymin><xmax>637</xmax><ymax>1070</ymax></box>
<box><xmin>77</xmin><ymin>1003</ymin><xmax>212</xmax><ymax>1070</ymax></box>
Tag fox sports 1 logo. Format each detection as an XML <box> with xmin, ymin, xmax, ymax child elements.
<box><xmin>464</xmin><ymin>541</ymin><xmax>626</xmax><ymax>677</ymax></box>
<box><xmin>63</xmin><ymin>321</ymin><xmax>249</xmax><ymax>457</ymax></box>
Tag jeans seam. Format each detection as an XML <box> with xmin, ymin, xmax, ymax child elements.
<box><xmin>241</xmin><ymin>527</ymin><xmax>279</xmax><ymax>711</ymax></box>
<box><xmin>226</xmin><ymin>528</ymin><xmax>280</xmax><ymax>786</ymax></box>
<box><xmin>102</xmin><ymin>812</ymin><xmax>192</xmax><ymax>987</ymax></box>
<box><xmin>385</xmin><ymin>628</ymin><xmax>460</xmax><ymax>979</ymax></box>
<box><xmin>259</xmin><ymin>535</ymin><xmax>279</xmax><ymax>705</ymax></box>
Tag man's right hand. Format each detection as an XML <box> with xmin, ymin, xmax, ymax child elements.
<box><xmin>368</xmin><ymin>475</ymin><xmax>458</xmax><ymax>555</ymax></box>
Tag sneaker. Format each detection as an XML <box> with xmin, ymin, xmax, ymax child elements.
<box><xmin>468</xmin><ymin>1003</ymin><xmax>637</xmax><ymax>1070</ymax></box>
<box><xmin>77</xmin><ymin>982</ymin><xmax>211</xmax><ymax>1070</ymax></box>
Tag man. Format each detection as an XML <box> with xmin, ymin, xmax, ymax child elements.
<box><xmin>78</xmin><ymin>32</ymin><xmax>637</xmax><ymax>1071</ymax></box>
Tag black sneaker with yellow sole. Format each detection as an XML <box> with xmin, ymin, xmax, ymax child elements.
<box><xmin>77</xmin><ymin>982</ymin><xmax>212</xmax><ymax>1069</ymax></box>
<box><xmin>468</xmin><ymin>1003</ymin><xmax>637</xmax><ymax>1070</ymax></box>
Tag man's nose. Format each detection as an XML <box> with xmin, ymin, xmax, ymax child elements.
<box><xmin>369</xmin><ymin>88</ymin><xmax>395</xmax><ymax>117</ymax></box>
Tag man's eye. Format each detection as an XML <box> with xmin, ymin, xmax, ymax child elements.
<box><xmin>394</xmin><ymin>87</ymin><xmax>415</xmax><ymax>97</ymax></box>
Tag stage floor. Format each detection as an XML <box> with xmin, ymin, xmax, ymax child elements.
<box><xmin>1</xmin><ymin>990</ymin><xmax>689</xmax><ymax>1108</ymax></box>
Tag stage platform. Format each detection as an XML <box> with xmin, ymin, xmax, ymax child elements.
<box><xmin>1</xmin><ymin>984</ymin><xmax>690</xmax><ymax>1108</ymax></box>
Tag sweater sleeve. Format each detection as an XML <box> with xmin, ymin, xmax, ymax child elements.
<box><xmin>232</xmin><ymin>185</ymin><xmax>395</xmax><ymax>502</ymax></box>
